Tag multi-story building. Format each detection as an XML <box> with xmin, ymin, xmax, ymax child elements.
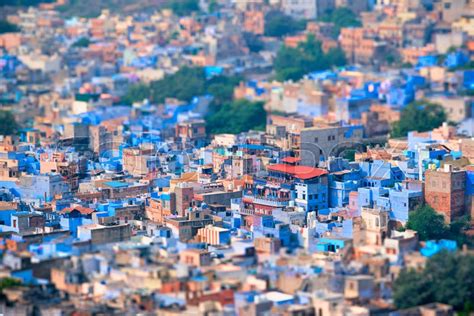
<box><xmin>339</xmin><ymin>28</ymin><xmax>387</xmax><ymax>65</ymax></box>
<box><xmin>196</xmin><ymin>225</ymin><xmax>231</xmax><ymax>245</ymax></box>
<box><xmin>243</xmin><ymin>11</ymin><xmax>265</xmax><ymax>35</ymax></box>
<box><xmin>281</xmin><ymin>0</ymin><xmax>335</xmax><ymax>20</ymax></box>
<box><xmin>438</xmin><ymin>0</ymin><xmax>469</xmax><ymax>23</ymax></box>
<box><xmin>165</xmin><ymin>210</ymin><xmax>214</xmax><ymax>241</ymax></box>
<box><xmin>427</xmin><ymin>95</ymin><xmax>472</xmax><ymax>123</ymax></box>
<box><xmin>175</xmin><ymin>120</ymin><xmax>207</xmax><ymax>148</ymax></box>
<box><xmin>77</xmin><ymin>223</ymin><xmax>131</xmax><ymax>245</ymax></box>
<box><xmin>122</xmin><ymin>144</ymin><xmax>159</xmax><ymax>177</ymax></box>
<box><xmin>357</xmin><ymin>207</ymin><xmax>389</xmax><ymax>247</ymax></box>
<box><xmin>466</xmin><ymin>167</ymin><xmax>474</xmax><ymax>223</ymax></box>
<box><xmin>39</xmin><ymin>151</ymin><xmax>82</xmax><ymax>191</ymax></box>
<box><xmin>19</xmin><ymin>174</ymin><xmax>69</xmax><ymax>204</ymax></box>
<box><xmin>242</xmin><ymin>162</ymin><xmax>329</xmax><ymax>223</ymax></box>
<box><xmin>424</xmin><ymin>164</ymin><xmax>466</xmax><ymax>223</ymax></box>
<box><xmin>146</xmin><ymin>198</ymin><xmax>173</xmax><ymax>224</ymax></box>
<box><xmin>175</xmin><ymin>185</ymin><xmax>194</xmax><ymax>217</ymax></box>
<box><xmin>300</xmin><ymin>123</ymin><xmax>364</xmax><ymax>167</ymax></box>
<box><xmin>388</xmin><ymin>181</ymin><xmax>424</xmax><ymax>224</ymax></box>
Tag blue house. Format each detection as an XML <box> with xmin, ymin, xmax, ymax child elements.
<box><xmin>59</xmin><ymin>206</ymin><xmax>95</xmax><ymax>237</ymax></box>
<box><xmin>420</xmin><ymin>240</ymin><xmax>457</xmax><ymax>257</ymax></box>
<box><xmin>0</xmin><ymin>208</ymin><xmax>17</xmax><ymax>227</ymax></box>
<box><xmin>314</xmin><ymin>237</ymin><xmax>351</xmax><ymax>253</ymax></box>
<box><xmin>388</xmin><ymin>182</ymin><xmax>423</xmax><ymax>223</ymax></box>
<box><xmin>463</xmin><ymin>70</ymin><xmax>474</xmax><ymax>91</ymax></box>
<box><xmin>467</xmin><ymin>170</ymin><xmax>474</xmax><ymax>211</ymax></box>
<box><xmin>444</xmin><ymin>51</ymin><xmax>468</xmax><ymax>69</ymax></box>
<box><xmin>359</xmin><ymin>160</ymin><xmax>404</xmax><ymax>188</ymax></box>
<box><xmin>253</xmin><ymin>219</ymin><xmax>292</xmax><ymax>247</ymax></box>
<box><xmin>336</xmin><ymin>96</ymin><xmax>372</xmax><ymax>121</ymax></box>
<box><xmin>18</xmin><ymin>174</ymin><xmax>69</xmax><ymax>204</ymax></box>
<box><xmin>386</xmin><ymin>84</ymin><xmax>415</xmax><ymax>107</ymax></box>
<box><xmin>417</xmin><ymin>55</ymin><xmax>438</xmax><ymax>68</ymax></box>
<box><xmin>328</xmin><ymin>167</ymin><xmax>361</xmax><ymax>208</ymax></box>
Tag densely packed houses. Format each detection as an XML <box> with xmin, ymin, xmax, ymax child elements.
<box><xmin>0</xmin><ymin>0</ymin><xmax>473</xmax><ymax>315</ymax></box>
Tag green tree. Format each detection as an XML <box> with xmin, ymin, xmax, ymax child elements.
<box><xmin>274</xmin><ymin>35</ymin><xmax>347</xmax><ymax>81</ymax></box>
<box><xmin>446</xmin><ymin>216</ymin><xmax>472</xmax><ymax>247</ymax></box>
<box><xmin>274</xmin><ymin>46</ymin><xmax>306</xmax><ymax>81</ymax></box>
<box><xmin>318</xmin><ymin>7</ymin><xmax>362</xmax><ymax>37</ymax></box>
<box><xmin>0</xmin><ymin>20</ymin><xmax>19</xmax><ymax>34</ymax></box>
<box><xmin>406</xmin><ymin>204</ymin><xmax>448</xmax><ymax>241</ymax></box>
<box><xmin>394</xmin><ymin>252</ymin><xmax>474</xmax><ymax>311</ymax></box>
<box><xmin>406</xmin><ymin>205</ymin><xmax>471</xmax><ymax>246</ymax></box>
<box><xmin>122</xmin><ymin>66</ymin><xmax>241</xmax><ymax>110</ymax></box>
<box><xmin>55</xmin><ymin>0</ymin><xmax>165</xmax><ymax>18</ymax></box>
<box><xmin>0</xmin><ymin>278</ymin><xmax>21</xmax><ymax>291</ymax></box>
<box><xmin>243</xmin><ymin>32</ymin><xmax>264</xmax><ymax>53</ymax></box>
<box><xmin>71</xmin><ymin>37</ymin><xmax>90</xmax><ymax>48</ymax></box>
<box><xmin>0</xmin><ymin>0</ymin><xmax>53</xmax><ymax>6</ymax></box>
<box><xmin>391</xmin><ymin>101</ymin><xmax>447</xmax><ymax>138</ymax></box>
<box><xmin>264</xmin><ymin>10</ymin><xmax>306</xmax><ymax>37</ymax></box>
<box><xmin>386</xmin><ymin>54</ymin><xmax>396</xmax><ymax>65</ymax></box>
<box><xmin>121</xmin><ymin>83</ymin><xmax>151</xmax><ymax>105</ymax></box>
<box><xmin>393</xmin><ymin>269</ymin><xmax>434</xmax><ymax>309</ymax></box>
<box><xmin>206</xmin><ymin>74</ymin><xmax>242</xmax><ymax>107</ymax></box>
<box><xmin>165</xmin><ymin>0</ymin><xmax>199</xmax><ymax>16</ymax></box>
<box><xmin>0</xmin><ymin>111</ymin><xmax>19</xmax><ymax>136</ymax></box>
<box><xmin>208</xmin><ymin>0</ymin><xmax>218</xmax><ymax>13</ymax></box>
<box><xmin>325</xmin><ymin>47</ymin><xmax>347</xmax><ymax>67</ymax></box>
<box><xmin>206</xmin><ymin>99</ymin><xmax>266</xmax><ymax>134</ymax></box>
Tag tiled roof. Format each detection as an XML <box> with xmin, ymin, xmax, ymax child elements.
<box><xmin>267</xmin><ymin>164</ymin><xmax>328</xmax><ymax>180</ymax></box>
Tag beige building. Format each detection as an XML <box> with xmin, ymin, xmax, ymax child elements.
<box><xmin>179</xmin><ymin>249</ymin><xmax>212</xmax><ymax>267</ymax></box>
<box><xmin>77</xmin><ymin>223</ymin><xmax>131</xmax><ymax>245</ymax></box>
<box><xmin>300</xmin><ymin>123</ymin><xmax>364</xmax><ymax>167</ymax></box>
<box><xmin>428</xmin><ymin>96</ymin><xmax>472</xmax><ymax>123</ymax></box>
<box><xmin>359</xmin><ymin>207</ymin><xmax>389</xmax><ymax>247</ymax></box>
<box><xmin>196</xmin><ymin>225</ymin><xmax>230</xmax><ymax>245</ymax></box>
<box><xmin>122</xmin><ymin>143</ymin><xmax>158</xmax><ymax>177</ymax></box>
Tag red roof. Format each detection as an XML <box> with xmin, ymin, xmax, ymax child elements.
<box><xmin>267</xmin><ymin>164</ymin><xmax>328</xmax><ymax>180</ymax></box>
<box><xmin>281</xmin><ymin>157</ymin><xmax>301</xmax><ymax>164</ymax></box>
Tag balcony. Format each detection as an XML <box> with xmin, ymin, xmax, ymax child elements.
<box><xmin>243</xmin><ymin>194</ymin><xmax>290</xmax><ymax>207</ymax></box>
<box><xmin>239</xmin><ymin>208</ymin><xmax>255</xmax><ymax>216</ymax></box>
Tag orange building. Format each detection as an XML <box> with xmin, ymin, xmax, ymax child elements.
<box><xmin>244</xmin><ymin>11</ymin><xmax>265</xmax><ymax>35</ymax></box>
